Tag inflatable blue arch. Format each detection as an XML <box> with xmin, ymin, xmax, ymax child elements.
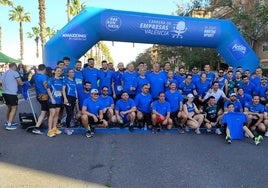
<box><xmin>44</xmin><ymin>7</ymin><xmax>259</xmax><ymax>72</ymax></box>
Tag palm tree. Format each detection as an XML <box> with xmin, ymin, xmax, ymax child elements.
<box><xmin>38</xmin><ymin>0</ymin><xmax>46</xmax><ymax>63</ymax></box>
<box><xmin>45</xmin><ymin>26</ymin><xmax>58</xmax><ymax>40</ymax></box>
<box><xmin>9</xmin><ymin>5</ymin><xmax>31</xmax><ymax>60</ymax></box>
<box><xmin>27</xmin><ymin>26</ymin><xmax>40</xmax><ymax>58</ymax></box>
<box><xmin>0</xmin><ymin>0</ymin><xmax>13</xmax><ymax>51</ymax></box>
<box><xmin>70</xmin><ymin>0</ymin><xmax>86</xmax><ymax>17</ymax></box>
<box><xmin>67</xmin><ymin>0</ymin><xmax>86</xmax><ymax>21</ymax></box>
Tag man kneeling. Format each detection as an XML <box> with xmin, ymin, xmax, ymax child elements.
<box><xmin>81</xmin><ymin>89</ymin><xmax>108</xmax><ymax>138</ymax></box>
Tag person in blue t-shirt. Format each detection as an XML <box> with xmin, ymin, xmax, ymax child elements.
<box><xmin>203</xmin><ymin>64</ymin><xmax>215</xmax><ymax>85</ymax></box>
<box><xmin>223</xmin><ymin>93</ymin><xmax>243</xmax><ymax>112</ymax></box>
<box><xmin>191</xmin><ymin>66</ymin><xmax>200</xmax><ymax>85</ymax></box>
<box><xmin>236</xmin><ymin>87</ymin><xmax>252</xmax><ymax>108</ymax></box>
<box><xmin>147</xmin><ymin>63</ymin><xmax>166</xmax><ymax>100</ymax></box>
<box><xmin>99</xmin><ymin>86</ymin><xmax>116</xmax><ymax>125</ymax></box>
<box><xmin>81</xmin><ymin>89</ymin><xmax>108</xmax><ymax>137</ymax></box>
<box><xmin>134</xmin><ymin>84</ymin><xmax>153</xmax><ymax>128</ymax></box>
<box><xmin>74</xmin><ymin>60</ymin><xmax>83</xmax><ymax>92</ymax></box>
<box><xmin>115</xmin><ymin>92</ymin><xmax>137</xmax><ymax>132</ymax></box>
<box><xmin>222</xmin><ymin>103</ymin><xmax>263</xmax><ymax>145</ymax></box>
<box><xmin>164</xmin><ymin>70</ymin><xmax>177</xmax><ymax>91</ymax></box>
<box><xmin>30</xmin><ymin>64</ymin><xmax>49</xmax><ymax>134</ymax></box>
<box><xmin>240</xmin><ymin>75</ymin><xmax>257</xmax><ymax>96</ymax></box>
<box><xmin>136</xmin><ymin>68</ymin><xmax>150</xmax><ymax>94</ymax></box>
<box><xmin>122</xmin><ymin>63</ymin><xmax>138</xmax><ymax>99</ymax></box>
<box><xmin>82</xmin><ymin>58</ymin><xmax>100</xmax><ymax>89</ymax></box>
<box><xmin>46</xmin><ymin>67</ymin><xmax>64</xmax><ymax>137</ymax></box>
<box><xmin>178</xmin><ymin>74</ymin><xmax>197</xmax><ymax>99</ymax></box>
<box><xmin>165</xmin><ymin>82</ymin><xmax>187</xmax><ymax>133</ymax></box>
<box><xmin>257</xmin><ymin>77</ymin><xmax>268</xmax><ymax>105</ymax></box>
<box><xmin>151</xmin><ymin>92</ymin><xmax>173</xmax><ymax>131</ymax></box>
<box><xmin>99</xmin><ymin>60</ymin><xmax>113</xmax><ymax>95</ymax></box>
<box><xmin>76</xmin><ymin>81</ymin><xmax>91</xmax><ymax>120</ymax></box>
<box><xmin>62</xmin><ymin>69</ymin><xmax>78</xmax><ymax>135</ymax></box>
<box><xmin>111</xmin><ymin>62</ymin><xmax>124</xmax><ymax>102</ymax></box>
<box><xmin>244</xmin><ymin>95</ymin><xmax>266</xmax><ymax>135</ymax></box>
<box><xmin>195</xmin><ymin>72</ymin><xmax>211</xmax><ymax>110</ymax></box>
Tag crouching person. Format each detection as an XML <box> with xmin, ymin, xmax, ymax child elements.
<box><xmin>115</xmin><ymin>92</ymin><xmax>137</xmax><ymax>132</ymax></box>
<box><xmin>81</xmin><ymin>89</ymin><xmax>108</xmax><ymax>138</ymax></box>
<box><xmin>151</xmin><ymin>92</ymin><xmax>173</xmax><ymax>133</ymax></box>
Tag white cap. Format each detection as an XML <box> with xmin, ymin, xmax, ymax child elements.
<box><xmin>187</xmin><ymin>93</ymin><xmax>194</xmax><ymax>98</ymax></box>
<box><xmin>90</xmin><ymin>89</ymin><xmax>99</xmax><ymax>94</ymax></box>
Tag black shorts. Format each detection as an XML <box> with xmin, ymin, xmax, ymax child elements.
<box><xmin>3</xmin><ymin>93</ymin><xmax>18</xmax><ymax>106</ymax></box>
<box><xmin>170</xmin><ymin>110</ymin><xmax>179</xmax><ymax>119</ymax></box>
<box><xmin>250</xmin><ymin>118</ymin><xmax>258</xmax><ymax>127</ymax></box>
<box><xmin>37</xmin><ymin>99</ymin><xmax>49</xmax><ymax>111</ymax></box>
<box><xmin>48</xmin><ymin>102</ymin><xmax>62</xmax><ymax>109</ymax></box>
<box><xmin>88</xmin><ymin>116</ymin><xmax>103</xmax><ymax>124</ymax></box>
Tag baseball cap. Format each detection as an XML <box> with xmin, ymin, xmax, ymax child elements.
<box><xmin>91</xmin><ymin>89</ymin><xmax>99</xmax><ymax>94</ymax></box>
<box><xmin>230</xmin><ymin>93</ymin><xmax>236</xmax><ymax>97</ymax></box>
<box><xmin>187</xmin><ymin>93</ymin><xmax>194</xmax><ymax>98</ymax></box>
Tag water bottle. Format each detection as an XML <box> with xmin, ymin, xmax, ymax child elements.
<box><xmin>144</xmin><ymin>123</ymin><xmax>147</xmax><ymax>131</ymax></box>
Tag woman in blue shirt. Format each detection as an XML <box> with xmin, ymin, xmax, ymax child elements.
<box><xmin>62</xmin><ymin>69</ymin><xmax>78</xmax><ymax>135</ymax></box>
<box><xmin>47</xmin><ymin>67</ymin><xmax>64</xmax><ymax>137</ymax></box>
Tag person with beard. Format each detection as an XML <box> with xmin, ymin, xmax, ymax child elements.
<box><xmin>99</xmin><ymin>60</ymin><xmax>113</xmax><ymax>95</ymax></box>
<box><xmin>112</xmin><ymin>62</ymin><xmax>125</xmax><ymax>102</ymax></box>
<box><xmin>76</xmin><ymin>81</ymin><xmax>91</xmax><ymax>120</ymax></box>
<box><xmin>99</xmin><ymin>86</ymin><xmax>116</xmax><ymax>125</ymax></box>
<box><xmin>215</xmin><ymin>69</ymin><xmax>227</xmax><ymax>91</ymax></box>
<box><xmin>82</xmin><ymin>57</ymin><xmax>100</xmax><ymax>89</ymax></box>
<box><xmin>74</xmin><ymin>60</ymin><xmax>83</xmax><ymax>91</ymax></box>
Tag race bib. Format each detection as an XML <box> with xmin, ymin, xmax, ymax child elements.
<box><xmin>54</xmin><ymin>90</ymin><xmax>62</xmax><ymax>97</ymax></box>
<box><xmin>117</xmin><ymin>85</ymin><xmax>123</xmax><ymax>91</ymax></box>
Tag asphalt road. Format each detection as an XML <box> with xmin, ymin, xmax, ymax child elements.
<box><xmin>0</xmin><ymin>97</ymin><xmax>268</xmax><ymax>188</ymax></box>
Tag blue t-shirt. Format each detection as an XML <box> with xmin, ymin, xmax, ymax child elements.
<box><xmin>224</xmin><ymin>100</ymin><xmax>243</xmax><ymax>112</ymax></box>
<box><xmin>115</xmin><ymin>98</ymin><xmax>136</xmax><ymax>112</ymax></box>
<box><xmin>174</xmin><ymin>74</ymin><xmax>186</xmax><ymax>85</ymax></box>
<box><xmin>215</xmin><ymin>77</ymin><xmax>226</xmax><ymax>90</ymax></box>
<box><xmin>82</xmin><ymin>98</ymin><xmax>104</xmax><ymax>116</ymax></box>
<box><xmin>34</xmin><ymin>73</ymin><xmax>48</xmax><ymax>95</ymax></box>
<box><xmin>77</xmin><ymin>87</ymin><xmax>90</xmax><ymax>110</ymax></box>
<box><xmin>256</xmin><ymin>84</ymin><xmax>268</xmax><ymax>98</ymax></box>
<box><xmin>47</xmin><ymin>77</ymin><xmax>63</xmax><ymax>104</ymax></box>
<box><xmin>237</xmin><ymin>93</ymin><xmax>252</xmax><ymax>108</ymax></box>
<box><xmin>222</xmin><ymin>112</ymin><xmax>248</xmax><ymax>139</ymax></box>
<box><xmin>82</xmin><ymin>67</ymin><xmax>99</xmax><ymax>89</ymax></box>
<box><xmin>205</xmin><ymin>72</ymin><xmax>215</xmax><ymax>84</ymax></box>
<box><xmin>165</xmin><ymin>90</ymin><xmax>183</xmax><ymax>113</ymax></box>
<box><xmin>179</xmin><ymin>81</ymin><xmax>196</xmax><ymax>96</ymax></box>
<box><xmin>147</xmin><ymin>72</ymin><xmax>166</xmax><ymax>99</ymax></box>
<box><xmin>195</xmin><ymin>79</ymin><xmax>211</xmax><ymax>97</ymax></box>
<box><xmin>184</xmin><ymin>102</ymin><xmax>196</xmax><ymax>113</ymax></box>
<box><xmin>63</xmin><ymin>77</ymin><xmax>77</xmax><ymax>97</ymax></box>
<box><xmin>122</xmin><ymin>71</ymin><xmax>138</xmax><ymax>95</ymax></box>
<box><xmin>240</xmin><ymin>82</ymin><xmax>257</xmax><ymax>95</ymax></box>
<box><xmin>136</xmin><ymin>76</ymin><xmax>150</xmax><ymax>94</ymax></box>
<box><xmin>245</xmin><ymin>102</ymin><xmax>264</xmax><ymax>113</ymax></box>
<box><xmin>151</xmin><ymin>100</ymin><xmax>171</xmax><ymax>116</ymax></box>
<box><xmin>112</xmin><ymin>71</ymin><xmax>124</xmax><ymax>95</ymax></box>
<box><xmin>99</xmin><ymin>70</ymin><xmax>113</xmax><ymax>95</ymax></box>
<box><xmin>99</xmin><ymin>95</ymin><xmax>114</xmax><ymax>108</ymax></box>
<box><xmin>134</xmin><ymin>93</ymin><xmax>153</xmax><ymax>113</ymax></box>
<box><xmin>74</xmin><ymin>70</ymin><xmax>83</xmax><ymax>91</ymax></box>
<box><xmin>192</xmin><ymin>73</ymin><xmax>200</xmax><ymax>84</ymax></box>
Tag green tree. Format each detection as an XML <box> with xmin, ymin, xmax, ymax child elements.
<box><xmin>45</xmin><ymin>26</ymin><xmax>58</xmax><ymax>40</ymax></box>
<box><xmin>67</xmin><ymin>0</ymin><xmax>86</xmax><ymax>21</ymax></box>
<box><xmin>0</xmin><ymin>0</ymin><xmax>13</xmax><ymax>51</ymax></box>
<box><xmin>70</xmin><ymin>0</ymin><xmax>86</xmax><ymax>17</ymax></box>
<box><xmin>38</xmin><ymin>0</ymin><xmax>46</xmax><ymax>63</ymax></box>
<box><xmin>27</xmin><ymin>26</ymin><xmax>40</xmax><ymax>58</ymax></box>
<box><xmin>9</xmin><ymin>5</ymin><xmax>31</xmax><ymax>60</ymax></box>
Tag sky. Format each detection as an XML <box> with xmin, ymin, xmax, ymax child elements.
<box><xmin>0</xmin><ymin>0</ymin><xmax>179</xmax><ymax>66</ymax></box>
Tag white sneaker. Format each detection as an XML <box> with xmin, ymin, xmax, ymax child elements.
<box><xmin>265</xmin><ymin>131</ymin><xmax>268</xmax><ymax>137</ymax></box>
<box><xmin>215</xmin><ymin>128</ymin><xmax>222</xmax><ymax>135</ymax></box>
